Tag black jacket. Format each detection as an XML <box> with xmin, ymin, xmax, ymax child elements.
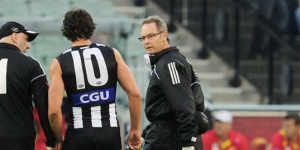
<box><xmin>0</xmin><ymin>43</ymin><xmax>56</xmax><ymax>146</ymax></box>
<box><xmin>144</xmin><ymin>47</ymin><xmax>202</xmax><ymax>147</ymax></box>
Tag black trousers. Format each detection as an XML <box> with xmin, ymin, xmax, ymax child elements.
<box><xmin>0</xmin><ymin>138</ymin><xmax>34</xmax><ymax>150</ymax></box>
<box><xmin>62</xmin><ymin>127</ymin><xmax>121</xmax><ymax>150</ymax></box>
<box><xmin>143</xmin><ymin>123</ymin><xmax>203</xmax><ymax>150</ymax></box>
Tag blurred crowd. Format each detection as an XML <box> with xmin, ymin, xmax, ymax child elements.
<box><xmin>249</xmin><ymin>0</ymin><xmax>300</xmax><ymax>59</ymax></box>
<box><xmin>202</xmin><ymin>111</ymin><xmax>300</xmax><ymax>150</ymax></box>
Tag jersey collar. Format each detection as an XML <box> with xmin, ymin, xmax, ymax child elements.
<box><xmin>0</xmin><ymin>43</ymin><xmax>20</xmax><ymax>52</ymax></box>
<box><xmin>149</xmin><ymin>46</ymin><xmax>179</xmax><ymax>66</ymax></box>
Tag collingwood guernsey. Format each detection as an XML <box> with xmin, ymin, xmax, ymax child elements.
<box><xmin>57</xmin><ymin>43</ymin><xmax>118</xmax><ymax>129</ymax></box>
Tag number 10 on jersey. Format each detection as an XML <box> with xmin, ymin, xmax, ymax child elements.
<box><xmin>0</xmin><ymin>58</ymin><xmax>8</xmax><ymax>94</ymax></box>
<box><xmin>71</xmin><ymin>48</ymin><xmax>109</xmax><ymax>90</ymax></box>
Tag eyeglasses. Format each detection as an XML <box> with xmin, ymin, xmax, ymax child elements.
<box><xmin>138</xmin><ymin>31</ymin><xmax>163</xmax><ymax>41</ymax></box>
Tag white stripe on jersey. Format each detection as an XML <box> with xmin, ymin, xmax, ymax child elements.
<box><xmin>62</xmin><ymin>48</ymin><xmax>72</xmax><ymax>54</ymax></box>
<box><xmin>80</xmin><ymin>46</ymin><xmax>89</xmax><ymax>49</ymax></box>
<box><xmin>29</xmin><ymin>56</ymin><xmax>46</xmax><ymax>73</ymax></box>
<box><xmin>95</xmin><ymin>43</ymin><xmax>106</xmax><ymax>47</ymax></box>
<box><xmin>168</xmin><ymin>62</ymin><xmax>181</xmax><ymax>85</ymax></box>
<box><xmin>73</xmin><ymin>107</ymin><xmax>83</xmax><ymax>129</ymax></box>
<box><xmin>28</xmin><ymin>55</ymin><xmax>46</xmax><ymax>82</ymax></box>
<box><xmin>71</xmin><ymin>51</ymin><xmax>85</xmax><ymax>89</ymax></box>
<box><xmin>30</xmin><ymin>74</ymin><xmax>46</xmax><ymax>83</ymax></box>
<box><xmin>109</xmin><ymin>104</ymin><xmax>118</xmax><ymax>127</ymax></box>
<box><xmin>0</xmin><ymin>59</ymin><xmax>8</xmax><ymax>94</ymax></box>
<box><xmin>91</xmin><ymin>106</ymin><xmax>102</xmax><ymax>127</ymax></box>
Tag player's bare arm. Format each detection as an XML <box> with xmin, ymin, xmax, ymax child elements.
<box><xmin>48</xmin><ymin>58</ymin><xmax>65</xmax><ymax>142</ymax></box>
<box><xmin>113</xmin><ymin>48</ymin><xmax>143</xmax><ymax>149</ymax></box>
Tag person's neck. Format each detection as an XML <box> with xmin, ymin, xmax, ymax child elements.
<box><xmin>0</xmin><ymin>38</ymin><xmax>13</xmax><ymax>45</ymax></box>
<box><xmin>0</xmin><ymin>38</ymin><xmax>20</xmax><ymax>50</ymax></box>
<box><xmin>162</xmin><ymin>43</ymin><xmax>170</xmax><ymax>50</ymax></box>
<box><xmin>72</xmin><ymin>39</ymin><xmax>92</xmax><ymax>47</ymax></box>
<box><xmin>155</xmin><ymin>43</ymin><xmax>170</xmax><ymax>54</ymax></box>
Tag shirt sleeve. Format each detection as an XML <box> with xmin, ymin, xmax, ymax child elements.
<box><xmin>158</xmin><ymin>59</ymin><xmax>198</xmax><ymax>146</ymax></box>
<box><xmin>31</xmin><ymin>60</ymin><xmax>56</xmax><ymax>147</ymax></box>
<box><xmin>191</xmin><ymin>68</ymin><xmax>205</xmax><ymax>112</ymax></box>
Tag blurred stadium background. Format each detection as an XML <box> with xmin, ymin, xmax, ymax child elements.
<box><xmin>1</xmin><ymin>0</ymin><xmax>299</xmax><ymax>149</ymax></box>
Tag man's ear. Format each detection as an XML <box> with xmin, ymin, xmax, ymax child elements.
<box><xmin>163</xmin><ymin>31</ymin><xmax>168</xmax><ymax>38</ymax></box>
<box><xmin>163</xmin><ymin>31</ymin><xmax>168</xmax><ymax>42</ymax></box>
<box><xmin>10</xmin><ymin>33</ymin><xmax>17</xmax><ymax>44</ymax></box>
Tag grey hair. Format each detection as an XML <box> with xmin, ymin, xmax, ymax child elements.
<box><xmin>141</xmin><ymin>15</ymin><xmax>168</xmax><ymax>32</ymax></box>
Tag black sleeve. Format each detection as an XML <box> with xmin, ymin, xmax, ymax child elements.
<box><xmin>191</xmin><ymin>64</ymin><xmax>209</xmax><ymax>134</ymax></box>
<box><xmin>31</xmin><ymin>61</ymin><xmax>56</xmax><ymax>147</ymax></box>
<box><xmin>158</xmin><ymin>59</ymin><xmax>198</xmax><ymax>146</ymax></box>
<box><xmin>191</xmin><ymin>68</ymin><xmax>205</xmax><ymax>112</ymax></box>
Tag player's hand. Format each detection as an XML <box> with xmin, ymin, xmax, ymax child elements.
<box><xmin>128</xmin><ymin>129</ymin><xmax>143</xmax><ymax>150</ymax></box>
<box><xmin>46</xmin><ymin>146</ymin><xmax>53</xmax><ymax>150</ymax></box>
<box><xmin>54</xmin><ymin>142</ymin><xmax>62</xmax><ymax>150</ymax></box>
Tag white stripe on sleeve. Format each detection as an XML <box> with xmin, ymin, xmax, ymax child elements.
<box><xmin>171</xmin><ymin>62</ymin><xmax>181</xmax><ymax>84</ymax></box>
<box><xmin>168</xmin><ymin>62</ymin><xmax>181</xmax><ymax>85</ymax></box>
<box><xmin>168</xmin><ymin>63</ymin><xmax>176</xmax><ymax>84</ymax></box>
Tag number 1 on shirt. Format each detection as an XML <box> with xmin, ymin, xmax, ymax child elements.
<box><xmin>0</xmin><ymin>58</ymin><xmax>8</xmax><ymax>94</ymax></box>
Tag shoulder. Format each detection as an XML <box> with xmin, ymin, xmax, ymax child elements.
<box><xmin>157</xmin><ymin>52</ymin><xmax>191</xmax><ymax>78</ymax></box>
<box><xmin>56</xmin><ymin>48</ymin><xmax>72</xmax><ymax>61</ymax></box>
<box><xmin>94</xmin><ymin>42</ymin><xmax>107</xmax><ymax>48</ymax></box>
<box><xmin>202</xmin><ymin>129</ymin><xmax>217</xmax><ymax>139</ymax></box>
<box><xmin>61</xmin><ymin>48</ymin><xmax>72</xmax><ymax>55</ymax></box>
<box><xmin>24</xmin><ymin>55</ymin><xmax>43</xmax><ymax>68</ymax></box>
<box><xmin>202</xmin><ymin>130</ymin><xmax>218</xmax><ymax>145</ymax></box>
<box><xmin>228</xmin><ymin>130</ymin><xmax>248</xmax><ymax>145</ymax></box>
<box><xmin>271</xmin><ymin>131</ymin><xmax>284</xmax><ymax>142</ymax></box>
<box><xmin>94</xmin><ymin>42</ymin><xmax>113</xmax><ymax>51</ymax></box>
<box><xmin>230</xmin><ymin>130</ymin><xmax>247</xmax><ymax>139</ymax></box>
<box><xmin>158</xmin><ymin>53</ymin><xmax>187</xmax><ymax>70</ymax></box>
<box><xmin>162</xmin><ymin>50</ymin><xmax>185</xmax><ymax>62</ymax></box>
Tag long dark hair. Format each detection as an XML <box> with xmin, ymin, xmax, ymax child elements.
<box><xmin>61</xmin><ymin>8</ymin><xmax>95</xmax><ymax>42</ymax></box>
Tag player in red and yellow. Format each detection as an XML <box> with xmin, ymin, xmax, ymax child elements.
<box><xmin>270</xmin><ymin>113</ymin><xmax>300</xmax><ymax>150</ymax></box>
<box><xmin>202</xmin><ymin>111</ymin><xmax>248</xmax><ymax>150</ymax></box>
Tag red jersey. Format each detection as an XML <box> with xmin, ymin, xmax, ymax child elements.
<box><xmin>202</xmin><ymin>129</ymin><xmax>249</xmax><ymax>150</ymax></box>
<box><xmin>270</xmin><ymin>129</ymin><xmax>300</xmax><ymax>150</ymax></box>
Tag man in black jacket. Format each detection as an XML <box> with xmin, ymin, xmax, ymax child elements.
<box><xmin>139</xmin><ymin>15</ymin><xmax>205</xmax><ymax>150</ymax></box>
<box><xmin>0</xmin><ymin>21</ymin><xmax>56</xmax><ymax>150</ymax></box>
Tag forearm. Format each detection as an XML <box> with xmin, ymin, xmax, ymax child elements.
<box><xmin>32</xmin><ymin>78</ymin><xmax>56</xmax><ymax>147</ymax></box>
<box><xmin>191</xmin><ymin>83</ymin><xmax>205</xmax><ymax>112</ymax></box>
<box><xmin>36</xmin><ymin>104</ymin><xmax>57</xmax><ymax>147</ymax></box>
<box><xmin>163</xmin><ymin>78</ymin><xmax>198</xmax><ymax>143</ymax></box>
<box><xmin>173</xmin><ymin>97</ymin><xmax>198</xmax><ymax>144</ymax></box>
<box><xmin>49</xmin><ymin>110</ymin><xmax>63</xmax><ymax>142</ymax></box>
<box><xmin>48</xmin><ymin>77</ymin><xmax>64</xmax><ymax>141</ymax></box>
<box><xmin>128</xmin><ymin>94</ymin><xmax>142</xmax><ymax>130</ymax></box>
<box><xmin>48</xmin><ymin>91</ymin><xmax>64</xmax><ymax>141</ymax></box>
<box><xmin>48</xmin><ymin>58</ymin><xmax>65</xmax><ymax>142</ymax></box>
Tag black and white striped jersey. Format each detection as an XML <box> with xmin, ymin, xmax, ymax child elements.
<box><xmin>0</xmin><ymin>43</ymin><xmax>56</xmax><ymax>146</ymax></box>
<box><xmin>57</xmin><ymin>43</ymin><xmax>118</xmax><ymax>129</ymax></box>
